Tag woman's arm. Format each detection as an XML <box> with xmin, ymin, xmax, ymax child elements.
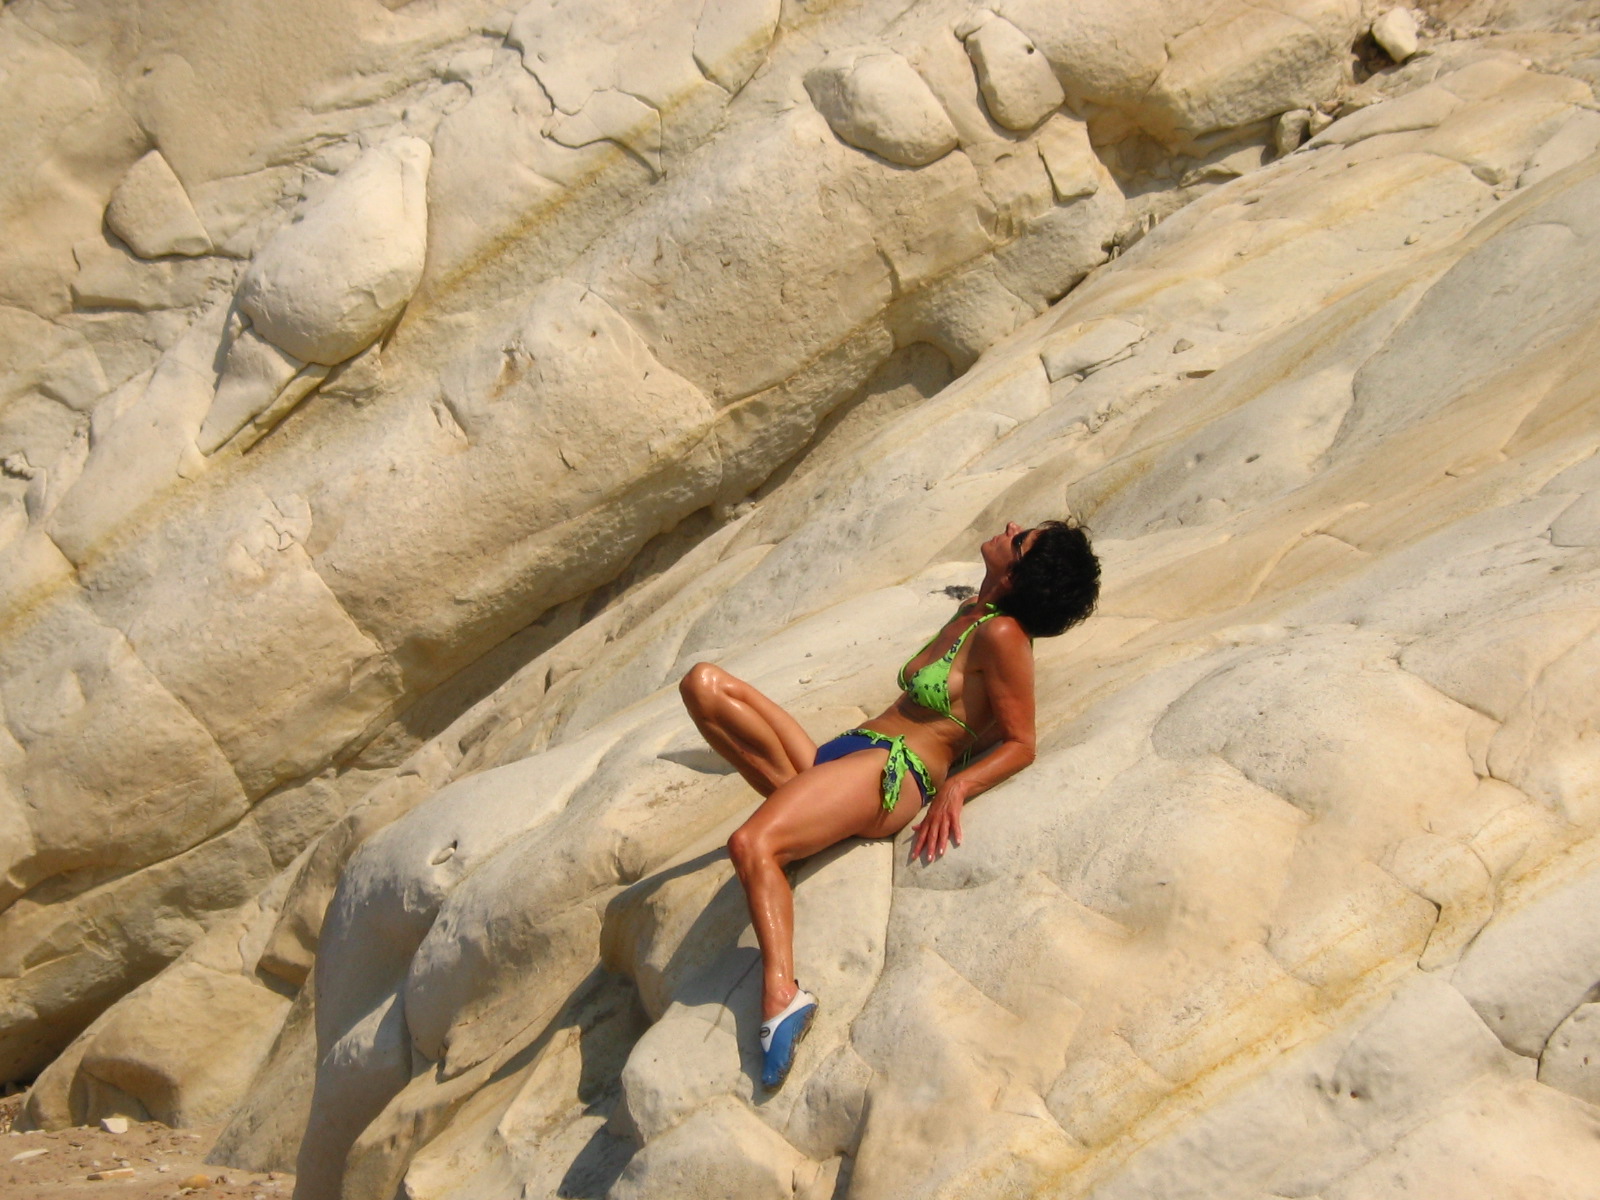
<box><xmin>911</xmin><ymin>616</ymin><xmax>1036</xmax><ymax>862</ymax></box>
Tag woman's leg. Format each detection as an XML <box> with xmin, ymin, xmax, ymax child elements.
<box><xmin>679</xmin><ymin>662</ymin><xmax>818</xmax><ymax>796</ymax></box>
<box><xmin>725</xmin><ymin>751</ymin><xmax>922</xmax><ymax>1018</ymax></box>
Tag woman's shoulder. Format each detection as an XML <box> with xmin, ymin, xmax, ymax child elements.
<box><xmin>973</xmin><ymin>609</ymin><xmax>1030</xmax><ymax>652</ymax></box>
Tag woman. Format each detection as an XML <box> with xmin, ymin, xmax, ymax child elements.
<box><xmin>679</xmin><ymin>520</ymin><xmax>1100</xmax><ymax>1089</ymax></box>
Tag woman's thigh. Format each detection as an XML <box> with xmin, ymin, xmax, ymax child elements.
<box><xmin>682</xmin><ymin>663</ymin><xmax>818</xmax><ymax>783</ymax></box>
<box><xmin>737</xmin><ymin>750</ymin><xmax>922</xmax><ymax>861</ymax></box>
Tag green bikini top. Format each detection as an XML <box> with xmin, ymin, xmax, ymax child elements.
<box><xmin>897</xmin><ymin>603</ymin><xmax>1001</xmax><ymax>737</ymax></box>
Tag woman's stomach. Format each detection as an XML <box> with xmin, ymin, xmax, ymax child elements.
<box><xmin>858</xmin><ymin>697</ymin><xmax>978</xmax><ymax>784</ymax></box>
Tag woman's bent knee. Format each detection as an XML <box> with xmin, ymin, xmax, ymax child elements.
<box><xmin>727</xmin><ymin>825</ymin><xmax>754</xmax><ymax>869</ymax></box>
<box><xmin>680</xmin><ymin>662</ymin><xmax>723</xmax><ymax>708</ymax></box>
<box><xmin>728</xmin><ymin>823</ymin><xmax>774</xmax><ymax>872</ymax></box>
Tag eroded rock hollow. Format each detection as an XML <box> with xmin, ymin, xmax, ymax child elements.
<box><xmin>4</xmin><ymin>0</ymin><xmax>1600</xmax><ymax>1196</ymax></box>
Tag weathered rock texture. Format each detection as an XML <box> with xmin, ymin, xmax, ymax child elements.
<box><xmin>6</xmin><ymin>0</ymin><xmax>1600</xmax><ymax>1198</ymax></box>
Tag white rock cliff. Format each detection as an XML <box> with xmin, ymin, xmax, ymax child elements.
<box><xmin>4</xmin><ymin>0</ymin><xmax>1600</xmax><ymax>1198</ymax></box>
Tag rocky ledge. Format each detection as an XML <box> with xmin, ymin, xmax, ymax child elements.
<box><xmin>4</xmin><ymin>1</ymin><xmax>1600</xmax><ymax>1198</ymax></box>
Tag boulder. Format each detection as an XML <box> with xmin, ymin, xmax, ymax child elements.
<box><xmin>1372</xmin><ymin>8</ymin><xmax>1421</xmax><ymax>63</ymax></box>
<box><xmin>962</xmin><ymin>14</ymin><xmax>1066</xmax><ymax>131</ymax></box>
<box><xmin>72</xmin><ymin>963</ymin><xmax>289</xmax><ymax>1126</ymax></box>
<box><xmin>236</xmin><ymin>138</ymin><xmax>430</xmax><ymax>365</ymax></box>
<box><xmin>1274</xmin><ymin>108</ymin><xmax>1313</xmax><ymax>155</ymax></box>
<box><xmin>804</xmin><ymin>49</ymin><xmax>960</xmax><ymax>167</ymax></box>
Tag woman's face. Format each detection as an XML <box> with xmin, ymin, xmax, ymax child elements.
<box><xmin>981</xmin><ymin>522</ymin><xmax>1039</xmax><ymax>579</ymax></box>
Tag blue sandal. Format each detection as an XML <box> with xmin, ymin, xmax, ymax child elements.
<box><xmin>759</xmin><ymin>987</ymin><xmax>818</xmax><ymax>1091</ymax></box>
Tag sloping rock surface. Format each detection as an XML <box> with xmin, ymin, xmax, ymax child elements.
<box><xmin>271</xmin><ymin>56</ymin><xmax>1600</xmax><ymax>1190</ymax></box>
<box><xmin>5</xmin><ymin>2</ymin><xmax>1600</xmax><ymax>1200</ymax></box>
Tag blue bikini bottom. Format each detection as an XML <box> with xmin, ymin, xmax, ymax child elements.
<box><xmin>811</xmin><ymin>729</ymin><xmax>932</xmax><ymax>811</ymax></box>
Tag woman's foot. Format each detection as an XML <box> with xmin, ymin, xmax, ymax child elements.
<box><xmin>759</xmin><ymin>986</ymin><xmax>818</xmax><ymax>1091</ymax></box>
<box><xmin>762</xmin><ymin>976</ymin><xmax>799</xmax><ymax>1020</ymax></box>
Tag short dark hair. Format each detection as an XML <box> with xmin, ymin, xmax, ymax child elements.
<box><xmin>995</xmin><ymin>520</ymin><xmax>1100</xmax><ymax>637</ymax></box>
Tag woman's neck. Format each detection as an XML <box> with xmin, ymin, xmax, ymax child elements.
<box><xmin>975</xmin><ymin>568</ymin><xmax>1010</xmax><ymax>608</ymax></box>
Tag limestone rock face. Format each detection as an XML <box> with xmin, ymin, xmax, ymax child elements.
<box><xmin>1541</xmin><ymin>1004</ymin><xmax>1600</xmax><ymax>1105</ymax></box>
<box><xmin>694</xmin><ymin>0</ymin><xmax>782</xmax><ymax>92</ymax></box>
<box><xmin>195</xmin><ymin>326</ymin><xmax>306</xmax><ymax>456</ymax></box>
<box><xmin>236</xmin><ymin>138</ymin><xmax>431</xmax><ymax>366</ymax></box>
<box><xmin>6</xmin><ymin>3</ymin><xmax>1600</xmax><ymax>1200</ymax></box>
<box><xmin>260</xmin><ymin>36</ymin><xmax>1600</xmax><ymax>1200</ymax></box>
<box><xmin>999</xmin><ymin>0</ymin><xmax>1373</xmax><ymax>148</ymax></box>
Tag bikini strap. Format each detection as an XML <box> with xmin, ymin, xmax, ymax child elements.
<box><xmin>945</xmin><ymin>604</ymin><xmax>1000</xmax><ymax>658</ymax></box>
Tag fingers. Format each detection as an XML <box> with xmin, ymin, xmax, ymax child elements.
<box><xmin>909</xmin><ymin>803</ymin><xmax>962</xmax><ymax>864</ymax></box>
<box><xmin>909</xmin><ymin>817</ymin><xmax>928</xmax><ymax>864</ymax></box>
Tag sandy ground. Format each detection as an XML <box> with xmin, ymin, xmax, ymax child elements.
<box><xmin>0</xmin><ymin>1096</ymin><xmax>294</xmax><ymax>1200</ymax></box>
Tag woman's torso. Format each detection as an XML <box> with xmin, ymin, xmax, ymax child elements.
<box><xmin>860</xmin><ymin>600</ymin><xmax>1019</xmax><ymax>786</ymax></box>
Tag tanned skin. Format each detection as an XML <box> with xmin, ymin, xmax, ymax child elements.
<box><xmin>679</xmin><ymin>523</ymin><xmax>1040</xmax><ymax>1020</ymax></box>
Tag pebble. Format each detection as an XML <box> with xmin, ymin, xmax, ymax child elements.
<box><xmin>88</xmin><ymin>1166</ymin><xmax>136</xmax><ymax>1180</ymax></box>
<box><xmin>180</xmin><ymin>1173</ymin><xmax>212</xmax><ymax>1189</ymax></box>
<box><xmin>100</xmin><ymin>1116</ymin><xmax>130</xmax><ymax>1134</ymax></box>
<box><xmin>11</xmin><ymin>1146</ymin><xmax>49</xmax><ymax>1161</ymax></box>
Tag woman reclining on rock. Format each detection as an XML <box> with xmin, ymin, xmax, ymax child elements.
<box><xmin>679</xmin><ymin>519</ymin><xmax>1101</xmax><ymax>1089</ymax></box>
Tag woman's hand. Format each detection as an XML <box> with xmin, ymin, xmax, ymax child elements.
<box><xmin>911</xmin><ymin>782</ymin><xmax>967</xmax><ymax>863</ymax></box>
<box><xmin>910</xmin><ymin>614</ymin><xmax>1039</xmax><ymax>864</ymax></box>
